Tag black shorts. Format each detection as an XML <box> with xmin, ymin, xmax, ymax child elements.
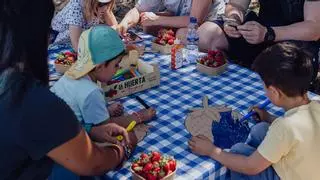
<box><xmin>212</xmin><ymin>12</ymin><xmax>319</xmax><ymax>81</ymax></box>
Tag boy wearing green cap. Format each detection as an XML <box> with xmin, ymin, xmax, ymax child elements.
<box><xmin>51</xmin><ymin>25</ymin><xmax>156</xmax><ymax>144</ymax></box>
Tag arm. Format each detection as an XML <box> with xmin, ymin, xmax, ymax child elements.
<box><xmin>211</xmin><ymin>148</ymin><xmax>272</xmax><ymax>175</ymax></box>
<box><xmin>188</xmin><ymin>135</ymin><xmax>271</xmax><ymax>175</ymax></box>
<box><xmin>141</xmin><ymin>0</ymin><xmax>212</xmax><ymax>28</ymax></box>
<box><xmin>119</xmin><ymin>7</ymin><xmax>141</xmax><ymax>29</ymax></box>
<box><xmin>48</xmin><ymin>129</ymin><xmax>125</xmax><ymax>176</ymax></box>
<box><xmin>273</xmin><ymin>0</ymin><xmax>320</xmax><ymax>42</ymax></box>
<box><xmin>102</xmin><ymin>1</ymin><xmax>118</xmax><ymax>27</ymax></box>
<box><xmin>69</xmin><ymin>25</ymin><xmax>82</xmax><ymax>51</ymax></box>
<box><xmin>225</xmin><ymin>0</ymin><xmax>251</xmax><ymax>22</ymax></box>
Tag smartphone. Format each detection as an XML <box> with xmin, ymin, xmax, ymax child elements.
<box><xmin>223</xmin><ymin>18</ymin><xmax>240</xmax><ymax>30</ymax></box>
<box><xmin>126</xmin><ymin>31</ymin><xmax>143</xmax><ymax>43</ymax></box>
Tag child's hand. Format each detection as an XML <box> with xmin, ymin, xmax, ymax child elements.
<box><xmin>251</xmin><ymin>106</ymin><xmax>271</xmax><ymax>122</ymax></box>
<box><xmin>134</xmin><ymin>108</ymin><xmax>157</xmax><ymax>123</ymax></box>
<box><xmin>188</xmin><ymin>135</ymin><xmax>217</xmax><ymax>157</ymax></box>
<box><xmin>108</xmin><ymin>102</ymin><xmax>124</xmax><ymax>117</ymax></box>
<box><xmin>116</xmin><ymin>23</ymin><xmax>128</xmax><ymax>37</ymax></box>
<box><xmin>90</xmin><ymin>123</ymin><xmax>130</xmax><ymax>145</ymax></box>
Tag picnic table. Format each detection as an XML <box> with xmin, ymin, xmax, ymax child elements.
<box><xmin>48</xmin><ymin>33</ymin><xmax>320</xmax><ymax>180</ymax></box>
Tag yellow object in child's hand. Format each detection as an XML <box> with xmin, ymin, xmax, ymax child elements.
<box><xmin>116</xmin><ymin>121</ymin><xmax>137</xmax><ymax>141</ymax></box>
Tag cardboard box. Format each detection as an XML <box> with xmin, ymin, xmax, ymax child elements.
<box><xmin>152</xmin><ymin>42</ymin><xmax>173</xmax><ymax>54</ymax></box>
<box><xmin>101</xmin><ymin>50</ymin><xmax>160</xmax><ymax>101</ymax></box>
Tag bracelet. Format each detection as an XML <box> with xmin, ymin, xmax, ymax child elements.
<box><xmin>83</xmin><ymin>123</ymin><xmax>93</xmax><ymax>133</ymax></box>
<box><xmin>132</xmin><ymin>112</ymin><xmax>143</xmax><ymax>123</ymax></box>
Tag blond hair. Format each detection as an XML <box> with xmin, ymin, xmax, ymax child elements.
<box><xmin>84</xmin><ymin>0</ymin><xmax>115</xmax><ymax>22</ymax></box>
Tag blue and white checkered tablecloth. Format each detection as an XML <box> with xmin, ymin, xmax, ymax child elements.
<box><xmin>48</xmin><ymin>33</ymin><xmax>320</xmax><ymax>180</ymax></box>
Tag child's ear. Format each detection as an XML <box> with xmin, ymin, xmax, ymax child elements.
<box><xmin>95</xmin><ymin>64</ymin><xmax>104</xmax><ymax>71</ymax></box>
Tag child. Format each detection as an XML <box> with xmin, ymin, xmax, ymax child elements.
<box><xmin>51</xmin><ymin>25</ymin><xmax>156</xmax><ymax>144</ymax></box>
<box><xmin>188</xmin><ymin>42</ymin><xmax>320</xmax><ymax>180</ymax></box>
<box><xmin>51</xmin><ymin>0</ymin><xmax>118</xmax><ymax>51</ymax></box>
<box><xmin>49</xmin><ymin>25</ymin><xmax>156</xmax><ymax>180</ymax></box>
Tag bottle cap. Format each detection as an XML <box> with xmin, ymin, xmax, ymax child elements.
<box><xmin>190</xmin><ymin>16</ymin><xmax>197</xmax><ymax>23</ymax></box>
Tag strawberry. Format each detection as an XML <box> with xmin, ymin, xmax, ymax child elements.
<box><xmin>166</xmin><ymin>170</ymin><xmax>173</xmax><ymax>175</ymax></box>
<box><xmin>146</xmin><ymin>172</ymin><xmax>157</xmax><ymax>180</ymax></box>
<box><xmin>64</xmin><ymin>51</ymin><xmax>73</xmax><ymax>56</ymax></box>
<box><xmin>140</xmin><ymin>153</ymin><xmax>149</xmax><ymax>159</ymax></box>
<box><xmin>143</xmin><ymin>162</ymin><xmax>153</xmax><ymax>173</ymax></box>
<box><xmin>168</xmin><ymin>39</ymin><xmax>174</xmax><ymax>45</ymax></box>
<box><xmin>168</xmin><ymin>160</ymin><xmax>176</xmax><ymax>171</ymax></box>
<box><xmin>133</xmin><ymin>166</ymin><xmax>143</xmax><ymax>173</ymax></box>
<box><xmin>163</xmin><ymin>163</ymin><xmax>170</xmax><ymax>173</ymax></box>
<box><xmin>153</xmin><ymin>167</ymin><xmax>161</xmax><ymax>173</ymax></box>
<box><xmin>159</xmin><ymin>170</ymin><xmax>166</xmax><ymax>178</ymax></box>
<box><xmin>167</xmin><ymin>29</ymin><xmax>175</xmax><ymax>36</ymax></box>
<box><xmin>151</xmin><ymin>152</ymin><xmax>161</xmax><ymax>162</ymax></box>
<box><xmin>152</xmin><ymin>161</ymin><xmax>160</xmax><ymax>168</ymax></box>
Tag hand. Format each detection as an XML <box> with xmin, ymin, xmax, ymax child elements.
<box><xmin>90</xmin><ymin>123</ymin><xmax>130</xmax><ymax>145</ymax></box>
<box><xmin>116</xmin><ymin>23</ymin><xmax>129</xmax><ymax>37</ymax></box>
<box><xmin>237</xmin><ymin>21</ymin><xmax>267</xmax><ymax>44</ymax></box>
<box><xmin>107</xmin><ymin>102</ymin><xmax>124</xmax><ymax>117</ymax></box>
<box><xmin>140</xmin><ymin>12</ymin><xmax>159</xmax><ymax>27</ymax></box>
<box><xmin>251</xmin><ymin>106</ymin><xmax>272</xmax><ymax>122</ymax></box>
<box><xmin>223</xmin><ymin>17</ymin><xmax>242</xmax><ymax>38</ymax></box>
<box><xmin>188</xmin><ymin>135</ymin><xmax>219</xmax><ymax>157</ymax></box>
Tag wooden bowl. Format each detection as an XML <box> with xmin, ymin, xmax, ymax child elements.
<box><xmin>54</xmin><ymin>63</ymin><xmax>72</xmax><ymax>74</ymax></box>
<box><xmin>196</xmin><ymin>62</ymin><xmax>227</xmax><ymax>76</ymax></box>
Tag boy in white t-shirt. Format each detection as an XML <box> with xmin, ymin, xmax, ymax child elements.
<box><xmin>189</xmin><ymin>42</ymin><xmax>320</xmax><ymax>180</ymax></box>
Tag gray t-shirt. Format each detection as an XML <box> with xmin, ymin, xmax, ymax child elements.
<box><xmin>136</xmin><ymin>0</ymin><xmax>227</xmax><ymax>21</ymax></box>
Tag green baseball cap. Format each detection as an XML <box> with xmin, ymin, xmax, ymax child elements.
<box><xmin>66</xmin><ymin>25</ymin><xmax>125</xmax><ymax>79</ymax></box>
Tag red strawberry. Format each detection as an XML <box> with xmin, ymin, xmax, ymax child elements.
<box><xmin>152</xmin><ymin>161</ymin><xmax>160</xmax><ymax>168</ymax></box>
<box><xmin>167</xmin><ymin>29</ymin><xmax>175</xmax><ymax>36</ymax></box>
<box><xmin>168</xmin><ymin>160</ymin><xmax>176</xmax><ymax>171</ymax></box>
<box><xmin>143</xmin><ymin>162</ymin><xmax>153</xmax><ymax>173</ymax></box>
<box><xmin>151</xmin><ymin>152</ymin><xmax>161</xmax><ymax>162</ymax></box>
<box><xmin>159</xmin><ymin>170</ymin><xmax>166</xmax><ymax>178</ymax></box>
<box><xmin>168</xmin><ymin>39</ymin><xmax>174</xmax><ymax>45</ymax></box>
<box><xmin>64</xmin><ymin>51</ymin><xmax>73</xmax><ymax>56</ymax></box>
<box><xmin>146</xmin><ymin>172</ymin><xmax>157</xmax><ymax>180</ymax></box>
<box><xmin>166</xmin><ymin>170</ymin><xmax>173</xmax><ymax>175</ymax></box>
<box><xmin>133</xmin><ymin>166</ymin><xmax>143</xmax><ymax>173</ymax></box>
<box><xmin>163</xmin><ymin>163</ymin><xmax>170</xmax><ymax>173</ymax></box>
<box><xmin>140</xmin><ymin>153</ymin><xmax>149</xmax><ymax>159</ymax></box>
<box><xmin>154</xmin><ymin>167</ymin><xmax>161</xmax><ymax>173</ymax></box>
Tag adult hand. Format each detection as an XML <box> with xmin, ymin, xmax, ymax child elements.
<box><xmin>237</xmin><ymin>21</ymin><xmax>267</xmax><ymax>44</ymax></box>
<box><xmin>90</xmin><ymin>123</ymin><xmax>130</xmax><ymax>145</ymax></box>
<box><xmin>116</xmin><ymin>23</ymin><xmax>129</xmax><ymax>37</ymax></box>
<box><xmin>140</xmin><ymin>12</ymin><xmax>159</xmax><ymax>27</ymax></box>
<box><xmin>223</xmin><ymin>17</ymin><xmax>242</xmax><ymax>38</ymax></box>
<box><xmin>188</xmin><ymin>135</ymin><xmax>218</xmax><ymax>157</ymax></box>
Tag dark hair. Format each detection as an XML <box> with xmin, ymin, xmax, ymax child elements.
<box><xmin>253</xmin><ymin>42</ymin><xmax>313</xmax><ymax>97</ymax></box>
<box><xmin>0</xmin><ymin>0</ymin><xmax>54</xmax><ymax>103</ymax></box>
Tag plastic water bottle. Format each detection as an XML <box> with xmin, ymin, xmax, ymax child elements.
<box><xmin>185</xmin><ymin>16</ymin><xmax>199</xmax><ymax>64</ymax></box>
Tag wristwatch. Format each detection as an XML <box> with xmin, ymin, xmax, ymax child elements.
<box><xmin>264</xmin><ymin>26</ymin><xmax>276</xmax><ymax>42</ymax></box>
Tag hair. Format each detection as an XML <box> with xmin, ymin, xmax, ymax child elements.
<box><xmin>0</xmin><ymin>0</ymin><xmax>54</xmax><ymax>104</ymax></box>
<box><xmin>252</xmin><ymin>42</ymin><xmax>314</xmax><ymax>97</ymax></box>
<box><xmin>84</xmin><ymin>0</ymin><xmax>115</xmax><ymax>22</ymax></box>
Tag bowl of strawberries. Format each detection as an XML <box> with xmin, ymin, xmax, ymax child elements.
<box><xmin>152</xmin><ymin>29</ymin><xmax>176</xmax><ymax>54</ymax></box>
<box><xmin>196</xmin><ymin>50</ymin><xmax>227</xmax><ymax>76</ymax></box>
<box><xmin>54</xmin><ymin>51</ymin><xmax>77</xmax><ymax>74</ymax></box>
<box><xmin>131</xmin><ymin>152</ymin><xmax>177</xmax><ymax>180</ymax></box>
